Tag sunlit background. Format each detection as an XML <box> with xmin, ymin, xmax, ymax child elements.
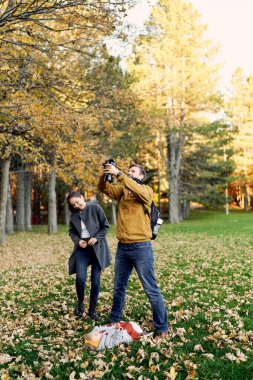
<box><xmin>125</xmin><ymin>0</ymin><xmax>253</xmax><ymax>91</ymax></box>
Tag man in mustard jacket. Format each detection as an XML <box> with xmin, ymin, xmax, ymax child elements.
<box><xmin>98</xmin><ymin>163</ymin><xmax>168</xmax><ymax>339</ymax></box>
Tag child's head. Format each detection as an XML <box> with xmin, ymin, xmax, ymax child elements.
<box><xmin>84</xmin><ymin>331</ymin><xmax>102</xmax><ymax>351</ymax></box>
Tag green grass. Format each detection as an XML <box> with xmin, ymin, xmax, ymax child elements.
<box><xmin>163</xmin><ymin>209</ymin><xmax>253</xmax><ymax>235</ymax></box>
<box><xmin>0</xmin><ymin>210</ymin><xmax>253</xmax><ymax>379</ymax></box>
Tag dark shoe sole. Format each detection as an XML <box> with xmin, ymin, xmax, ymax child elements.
<box><xmin>153</xmin><ymin>332</ymin><xmax>168</xmax><ymax>340</ymax></box>
<box><xmin>75</xmin><ymin>302</ymin><xmax>84</xmax><ymax>317</ymax></box>
<box><xmin>88</xmin><ymin>312</ymin><xmax>99</xmax><ymax>321</ymax></box>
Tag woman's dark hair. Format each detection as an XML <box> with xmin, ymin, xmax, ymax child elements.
<box><xmin>66</xmin><ymin>191</ymin><xmax>82</xmax><ymax>213</ymax></box>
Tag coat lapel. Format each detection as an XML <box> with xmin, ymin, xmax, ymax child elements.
<box><xmin>71</xmin><ymin>212</ymin><xmax>82</xmax><ymax>236</ymax></box>
<box><xmin>79</xmin><ymin>206</ymin><xmax>91</xmax><ymax>234</ymax></box>
<box><xmin>79</xmin><ymin>208</ymin><xmax>88</xmax><ymax>224</ymax></box>
<box><xmin>71</xmin><ymin>205</ymin><xmax>93</xmax><ymax>237</ymax></box>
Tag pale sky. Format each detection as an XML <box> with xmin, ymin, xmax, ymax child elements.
<box><xmin>126</xmin><ymin>0</ymin><xmax>253</xmax><ymax>91</ymax></box>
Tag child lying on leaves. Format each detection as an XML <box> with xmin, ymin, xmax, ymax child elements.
<box><xmin>84</xmin><ymin>321</ymin><xmax>149</xmax><ymax>350</ymax></box>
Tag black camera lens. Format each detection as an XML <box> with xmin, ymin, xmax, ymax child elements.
<box><xmin>102</xmin><ymin>159</ymin><xmax>116</xmax><ymax>183</ymax></box>
<box><xmin>105</xmin><ymin>173</ymin><xmax>113</xmax><ymax>183</ymax></box>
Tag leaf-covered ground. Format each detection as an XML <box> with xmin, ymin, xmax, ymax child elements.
<box><xmin>0</xmin><ymin>211</ymin><xmax>253</xmax><ymax>380</ymax></box>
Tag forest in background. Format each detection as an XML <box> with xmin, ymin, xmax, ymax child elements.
<box><xmin>1</xmin><ymin>0</ymin><xmax>253</xmax><ymax>243</ymax></box>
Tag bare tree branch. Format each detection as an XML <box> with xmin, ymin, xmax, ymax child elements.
<box><xmin>0</xmin><ymin>0</ymin><xmax>127</xmax><ymax>28</ymax></box>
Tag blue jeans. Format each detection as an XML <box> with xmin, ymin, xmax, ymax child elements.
<box><xmin>110</xmin><ymin>241</ymin><xmax>168</xmax><ymax>333</ymax></box>
<box><xmin>75</xmin><ymin>246</ymin><xmax>101</xmax><ymax>304</ymax></box>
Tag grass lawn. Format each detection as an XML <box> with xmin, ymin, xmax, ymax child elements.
<box><xmin>0</xmin><ymin>210</ymin><xmax>253</xmax><ymax>380</ymax></box>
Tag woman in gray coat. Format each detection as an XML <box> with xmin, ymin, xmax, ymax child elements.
<box><xmin>67</xmin><ymin>191</ymin><xmax>111</xmax><ymax>319</ymax></box>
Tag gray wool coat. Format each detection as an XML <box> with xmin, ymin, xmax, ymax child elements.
<box><xmin>68</xmin><ymin>203</ymin><xmax>112</xmax><ymax>275</ymax></box>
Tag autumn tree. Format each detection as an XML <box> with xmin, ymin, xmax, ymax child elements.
<box><xmin>86</xmin><ymin>46</ymin><xmax>143</xmax><ymax>161</ymax></box>
<box><xmin>180</xmin><ymin>121</ymin><xmax>235</xmax><ymax>214</ymax></box>
<box><xmin>0</xmin><ymin>0</ymin><xmax>135</xmax><ymax>239</ymax></box>
<box><xmin>225</xmin><ymin>68</ymin><xmax>253</xmax><ymax>211</ymax></box>
<box><xmin>128</xmin><ymin>0</ymin><xmax>220</xmax><ymax>223</ymax></box>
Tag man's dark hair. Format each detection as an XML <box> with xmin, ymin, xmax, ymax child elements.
<box><xmin>129</xmin><ymin>164</ymin><xmax>146</xmax><ymax>179</ymax></box>
<box><xmin>66</xmin><ymin>191</ymin><xmax>82</xmax><ymax>212</ymax></box>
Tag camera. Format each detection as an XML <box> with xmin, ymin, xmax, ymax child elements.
<box><xmin>102</xmin><ymin>159</ymin><xmax>116</xmax><ymax>183</ymax></box>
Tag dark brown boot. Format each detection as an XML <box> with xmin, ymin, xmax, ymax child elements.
<box><xmin>75</xmin><ymin>301</ymin><xmax>84</xmax><ymax>317</ymax></box>
<box><xmin>88</xmin><ymin>302</ymin><xmax>99</xmax><ymax>321</ymax></box>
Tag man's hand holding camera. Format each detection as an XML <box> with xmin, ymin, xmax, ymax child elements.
<box><xmin>101</xmin><ymin>159</ymin><xmax>122</xmax><ymax>183</ymax></box>
<box><xmin>102</xmin><ymin>163</ymin><xmax>120</xmax><ymax>177</ymax></box>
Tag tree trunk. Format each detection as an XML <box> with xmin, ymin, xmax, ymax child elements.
<box><xmin>24</xmin><ymin>172</ymin><xmax>32</xmax><ymax>230</ymax></box>
<box><xmin>0</xmin><ymin>158</ymin><xmax>11</xmax><ymax>244</ymax></box>
<box><xmin>181</xmin><ymin>199</ymin><xmax>190</xmax><ymax>219</ymax></box>
<box><xmin>225</xmin><ymin>185</ymin><xmax>229</xmax><ymax>215</ymax></box>
<box><xmin>48</xmin><ymin>169</ymin><xmax>57</xmax><ymax>233</ymax></box>
<box><xmin>63</xmin><ymin>197</ymin><xmax>70</xmax><ymax>225</ymax></box>
<box><xmin>156</xmin><ymin>129</ymin><xmax>163</xmax><ymax>214</ymax></box>
<box><xmin>169</xmin><ymin>172</ymin><xmax>180</xmax><ymax>223</ymax></box>
<box><xmin>223</xmin><ymin>147</ymin><xmax>229</xmax><ymax>215</ymax></box>
<box><xmin>111</xmin><ymin>200</ymin><xmax>117</xmax><ymax>225</ymax></box>
<box><xmin>242</xmin><ymin>184</ymin><xmax>248</xmax><ymax>212</ymax></box>
<box><xmin>167</xmin><ymin>132</ymin><xmax>182</xmax><ymax>224</ymax></box>
<box><xmin>166</xmin><ymin>63</ymin><xmax>185</xmax><ymax>224</ymax></box>
<box><xmin>33</xmin><ymin>176</ymin><xmax>41</xmax><ymax>225</ymax></box>
<box><xmin>16</xmin><ymin>169</ymin><xmax>25</xmax><ymax>231</ymax></box>
<box><xmin>6</xmin><ymin>176</ymin><xmax>14</xmax><ymax>235</ymax></box>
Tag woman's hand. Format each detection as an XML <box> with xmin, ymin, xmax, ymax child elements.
<box><xmin>88</xmin><ymin>237</ymin><xmax>97</xmax><ymax>246</ymax></box>
<box><xmin>79</xmin><ymin>240</ymin><xmax>88</xmax><ymax>248</ymax></box>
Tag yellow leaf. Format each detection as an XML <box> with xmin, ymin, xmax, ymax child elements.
<box><xmin>186</xmin><ymin>369</ymin><xmax>197</xmax><ymax>380</ymax></box>
<box><xmin>111</xmin><ymin>354</ymin><xmax>117</xmax><ymax>362</ymax></box>
<box><xmin>37</xmin><ymin>366</ymin><xmax>47</xmax><ymax>377</ymax></box>
<box><xmin>168</xmin><ymin>366</ymin><xmax>177</xmax><ymax>380</ymax></box>
<box><xmin>81</xmin><ymin>361</ymin><xmax>89</xmax><ymax>369</ymax></box>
